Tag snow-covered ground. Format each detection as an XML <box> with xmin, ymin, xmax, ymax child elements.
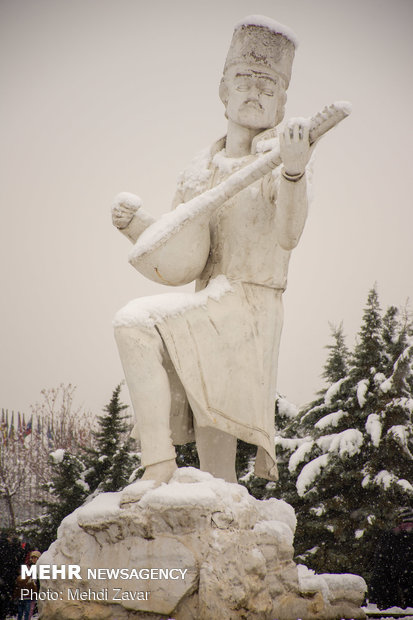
<box><xmin>5</xmin><ymin>604</ymin><xmax>413</xmax><ymax>619</ymax></box>
<box><xmin>364</xmin><ymin>604</ymin><xmax>413</xmax><ymax>619</ymax></box>
<box><xmin>6</xmin><ymin>607</ymin><xmax>413</xmax><ymax>620</ymax></box>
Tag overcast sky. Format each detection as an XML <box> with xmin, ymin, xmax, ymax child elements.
<box><xmin>1</xmin><ymin>0</ymin><xmax>412</xmax><ymax>419</ymax></box>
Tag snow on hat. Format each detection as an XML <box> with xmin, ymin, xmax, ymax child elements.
<box><xmin>223</xmin><ymin>15</ymin><xmax>298</xmax><ymax>87</ymax></box>
<box><xmin>399</xmin><ymin>507</ymin><xmax>413</xmax><ymax>522</ymax></box>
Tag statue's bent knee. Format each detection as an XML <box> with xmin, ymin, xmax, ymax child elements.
<box><xmin>114</xmin><ymin>324</ymin><xmax>164</xmax><ymax>360</ymax></box>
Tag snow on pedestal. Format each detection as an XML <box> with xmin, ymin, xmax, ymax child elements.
<box><xmin>38</xmin><ymin>468</ymin><xmax>366</xmax><ymax>620</ymax></box>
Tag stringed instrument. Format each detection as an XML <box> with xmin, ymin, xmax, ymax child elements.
<box><xmin>129</xmin><ymin>101</ymin><xmax>351</xmax><ymax>286</ymax></box>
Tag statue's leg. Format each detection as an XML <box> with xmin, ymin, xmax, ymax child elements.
<box><xmin>194</xmin><ymin>422</ymin><xmax>237</xmax><ymax>483</ymax></box>
<box><xmin>114</xmin><ymin>325</ymin><xmax>177</xmax><ymax>484</ymax></box>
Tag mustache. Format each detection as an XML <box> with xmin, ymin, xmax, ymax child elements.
<box><xmin>241</xmin><ymin>99</ymin><xmax>264</xmax><ymax>110</ymax></box>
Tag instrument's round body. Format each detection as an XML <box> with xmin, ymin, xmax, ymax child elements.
<box><xmin>129</xmin><ymin>213</ymin><xmax>211</xmax><ymax>286</ymax></box>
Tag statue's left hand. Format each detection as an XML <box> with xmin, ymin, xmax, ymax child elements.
<box><xmin>279</xmin><ymin>121</ymin><xmax>313</xmax><ymax>177</ymax></box>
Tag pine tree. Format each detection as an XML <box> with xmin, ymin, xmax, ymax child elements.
<box><xmin>25</xmin><ymin>386</ymin><xmax>141</xmax><ymax>548</ymax></box>
<box><xmin>35</xmin><ymin>450</ymin><xmax>89</xmax><ymax>549</ymax></box>
<box><xmin>382</xmin><ymin>306</ymin><xmax>402</xmax><ymax>374</ymax></box>
<box><xmin>85</xmin><ymin>384</ymin><xmax>140</xmax><ymax>493</ymax></box>
<box><xmin>273</xmin><ymin>287</ymin><xmax>413</xmax><ymax>583</ymax></box>
<box><xmin>351</xmin><ymin>285</ymin><xmax>383</xmax><ymax>382</ymax></box>
<box><xmin>322</xmin><ymin>323</ymin><xmax>349</xmax><ymax>384</ymax></box>
<box><xmin>175</xmin><ymin>442</ymin><xmax>200</xmax><ymax>469</ymax></box>
<box><xmin>237</xmin><ymin>395</ymin><xmax>301</xmax><ymax>500</ymax></box>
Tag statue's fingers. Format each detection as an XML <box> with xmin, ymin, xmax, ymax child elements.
<box><xmin>302</xmin><ymin>124</ymin><xmax>310</xmax><ymax>146</ymax></box>
<box><xmin>283</xmin><ymin>127</ymin><xmax>291</xmax><ymax>146</ymax></box>
<box><xmin>119</xmin><ymin>204</ymin><xmax>137</xmax><ymax>214</ymax></box>
<box><xmin>113</xmin><ymin>214</ymin><xmax>127</xmax><ymax>224</ymax></box>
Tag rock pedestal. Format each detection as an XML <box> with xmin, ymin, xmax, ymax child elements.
<box><xmin>38</xmin><ymin>468</ymin><xmax>366</xmax><ymax>620</ymax></box>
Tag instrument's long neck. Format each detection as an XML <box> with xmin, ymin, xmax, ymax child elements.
<box><xmin>132</xmin><ymin>101</ymin><xmax>351</xmax><ymax>261</ymax></box>
<box><xmin>201</xmin><ymin>144</ymin><xmax>283</xmax><ymax>213</ymax></box>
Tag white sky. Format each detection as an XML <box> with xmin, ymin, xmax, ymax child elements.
<box><xmin>1</xmin><ymin>0</ymin><xmax>412</xmax><ymax>418</ymax></box>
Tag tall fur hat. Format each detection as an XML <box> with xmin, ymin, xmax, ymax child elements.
<box><xmin>223</xmin><ymin>15</ymin><xmax>298</xmax><ymax>88</ymax></box>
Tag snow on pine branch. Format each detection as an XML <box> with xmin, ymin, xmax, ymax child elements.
<box><xmin>373</xmin><ymin>470</ymin><xmax>398</xmax><ymax>490</ymax></box>
<box><xmin>300</xmin><ymin>404</ymin><xmax>325</xmax><ymax>423</ymax></box>
<box><xmin>390</xmin><ymin>397</ymin><xmax>413</xmax><ymax>414</ymax></box>
<box><xmin>324</xmin><ymin>378</ymin><xmax>346</xmax><ymax>406</ymax></box>
<box><xmin>296</xmin><ymin>454</ymin><xmax>329</xmax><ymax>497</ymax></box>
<box><xmin>373</xmin><ymin>372</ymin><xmax>386</xmax><ymax>386</ymax></box>
<box><xmin>380</xmin><ymin>341</ymin><xmax>413</xmax><ymax>393</ymax></box>
<box><xmin>387</xmin><ymin>425</ymin><xmax>413</xmax><ymax>458</ymax></box>
<box><xmin>310</xmin><ymin>504</ymin><xmax>326</xmax><ymax>517</ymax></box>
<box><xmin>365</xmin><ymin>414</ymin><xmax>382</xmax><ymax>447</ymax></box>
<box><xmin>379</xmin><ymin>377</ymin><xmax>392</xmax><ymax>393</ymax></box>
<box><xmin>367</xmin><ymin>470</ymin><xmax>413</xmax><ymax>493</ymax></box>
<box><xmin>288</xmin><ymin>441</ymin><xmax>314</xmax><ymax>474</ymax></box>
<box><xmin>397</xmin><ymin>479</ymin><xmax>413</xmax><ymax>493</ymax></box>
<box><xmin>277</xmin><ymin>396</ymin><xmax>299</xmax><ymax>419</ymax></box>
<box><xmin>356</xmin><ymin>379</ymin><xmax>369</xmax><ymax>408</ymax></box>
<box><xmin>50</xmin><ymin>449</ymin><xmax>65</xmax><ymax>464</ymax></box>
<box><xmin>292</xmin><ymin>429</ymin><xmax>365</xmax><ymax>497</ymax></box>
<box><xmin>314</xmin><ymin>410</ymin><xmax>348</xmax><ymax>430</ymax></box>
<box><xmin>274</xmin><ymin>436</ymin><xmax>311</xmax><ymax>451</ymax></box>
<box><xmin>316</xmin><ymin>429</ymin><xmax>364</xmax><ymax>458</ymax></box>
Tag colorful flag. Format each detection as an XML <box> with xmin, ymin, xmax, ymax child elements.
<box><xmin>24</xmin><ymin>415</ymin><xmax>33</xmax><ymax>438</ymax></box>
<box><xmin>47</xmin><ymin>423</ymin><xmax>53</xmax><ymax>448</ymax></box>
<box><xmin>18</xmin><ymin>412</ymin><xmax>24</xmax><ymax>443</ymax></box>
<box><xmin>0</xmin><ymin>409</ymin><xmax>7</xmax><ymax>444</ymax></box>
<box><xmin>8</xmin><ymin>412</ymin><xmax>15</xmax><ymax>440</ymax></box>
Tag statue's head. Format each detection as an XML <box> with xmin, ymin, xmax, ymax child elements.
<box><xmin>220</xmin><ymin>16</ymin><xmax>297</xmax><ymax>130</ymax></box>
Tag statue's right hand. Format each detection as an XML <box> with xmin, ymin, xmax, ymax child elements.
<box><xmin>111</xmin><ymin>192</ymin><xmax>142</xmax><ymax>229</ymax></box>
<box><xmin>112</xmin><ymin>203</ymin><xmax>137</xmax><ymax>229</ymax></box>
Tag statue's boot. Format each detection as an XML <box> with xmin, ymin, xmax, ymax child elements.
<box><xmin>119</xmin><ymin>460</ymin><xmax>178</xmax><ymax>507</ymax></box>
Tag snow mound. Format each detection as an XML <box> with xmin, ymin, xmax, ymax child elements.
<box><xmin>297</xmin><ymin>564</ymin><xmax>330</xmax><ymax>601</ymax></box>
<box><xmin>56</xmin><ymin>467</ymin><xmax>297</xmax><ymax>541</ymax></box>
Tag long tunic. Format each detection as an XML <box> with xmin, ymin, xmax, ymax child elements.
<box><xmin>115</xmin><ymin>128</ymin><xmax>303</xmax><ymax>480</ymax></box>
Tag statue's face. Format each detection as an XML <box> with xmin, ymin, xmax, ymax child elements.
<box><xmin>223</xmin><ymin>64</ymin><xmax>282</xmax><ymax>130</ymax></box>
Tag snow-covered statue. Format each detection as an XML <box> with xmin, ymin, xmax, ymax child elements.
<box><xmin>112</xmin><ymin>16</ymin><xmax>350</xmax><ymax>486</ymax></box>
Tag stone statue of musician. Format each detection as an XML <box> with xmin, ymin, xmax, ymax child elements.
<box><xmin>111</xmin><ymin>16</ymin><xmax>349</xmax><ymax>486</ymax></box>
